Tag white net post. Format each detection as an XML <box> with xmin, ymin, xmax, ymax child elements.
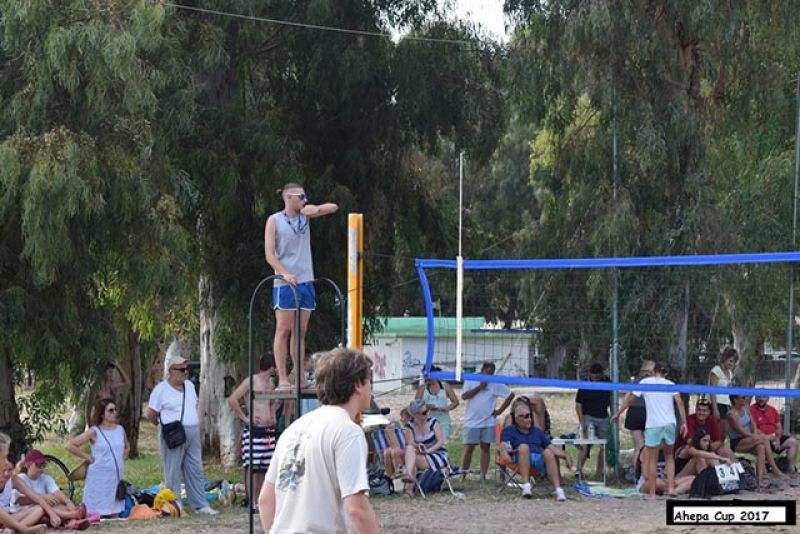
<box><xmin>456</xmin><ymin>152</ymin><xmax>464</xmax><ymax>381</ymax></box>
<box><xmin>456</xmin><ymin>255</ymin><xmax>464</xmax><ymax>381</ymax></box>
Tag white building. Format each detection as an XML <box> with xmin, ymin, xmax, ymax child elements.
<box><xmin>365</xmin><ymin>316</ymin><xmax>537</xmax><ymax>393</ymax></box>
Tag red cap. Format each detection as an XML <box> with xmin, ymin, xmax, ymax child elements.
<box><xmin>24</xmin><ymin>450</ymin><xmax>47</xmax><ymax>465</ymax></box>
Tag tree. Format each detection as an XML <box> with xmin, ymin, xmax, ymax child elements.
<box><xmin>494</xmin><ymin>1</ymin><xmax>800</xmax><ymax>379</ymax></box>
<box><xmin>0</xmin><ymin>0</ymin><xmax>194</xmax><ymax>454</ymax></box>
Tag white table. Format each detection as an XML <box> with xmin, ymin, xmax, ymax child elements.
<box><xmin>551</xmin><ymin>437</ymin><xmax>608</xmax><ymax>485</ymax></box>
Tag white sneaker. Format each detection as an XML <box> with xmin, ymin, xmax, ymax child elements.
<box><xmin>521</xmin><ymin>483</ymin><xmax>532</xmax><ymax>499</ymax></box>
<box><xmin>195</xmin><ymin>505</ymin><xmax>219</xmax><ymax>515</ymax></box>
<box><xmin>554</xmin><ymin>487</ymin><xmax>567</xmax><ymax>502</ymax></box>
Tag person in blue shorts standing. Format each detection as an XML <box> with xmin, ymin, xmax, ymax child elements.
<box><xmin>613</xmin><ymin>361</ymin><xmax>687</xmax><ymax>500</ymax></box>
<box><xmin>264</xmin><ymin>183</ymin><xmax>337</xmax><ymax>389</ymax></box>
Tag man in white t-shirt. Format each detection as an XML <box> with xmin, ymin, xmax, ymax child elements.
<box><xmin>460</xmin><ymin>361</ymin><xmax>515</xmax><ymax>480</ymax></box>
<box><xmin>259</xmin><ymin>348</ymin><xmax>378</xmax><ymax>534</ymax></box>
<box><xmin>613</xmin><ymin>362</ymin><xmax>687</xmax><ymax>500</ymax></box>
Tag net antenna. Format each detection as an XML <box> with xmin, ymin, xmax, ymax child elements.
<box><xmin>455</xmin><ymin>152</ymin><xmax>465</xmax><ymax>381</ymax></box>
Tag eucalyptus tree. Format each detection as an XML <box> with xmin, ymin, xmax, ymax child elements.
<box><xmin>0</xmin><ymin>0</ymin><xmax>194</xmax><ymax>453</ymax></box>
<box><xmin>166</xmin><ymin>0</ymin><xmax>507</xmax><ymax>462</ymax></box>
<box><xmin>499</xmin><ymin>1</ymin><xmax>800</xmax><ymax>378</ymax></box>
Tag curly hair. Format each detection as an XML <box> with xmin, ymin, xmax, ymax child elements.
<box><xmin>315</xmin><ymin>348</ymin><xmax>372</xmax><ymax>406</ymax></box>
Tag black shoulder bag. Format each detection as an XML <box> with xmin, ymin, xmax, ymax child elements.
<box><xmin>96</xmin><ymin>426</ymin><xmax>128</xmax><ymax>500</ymax></box>
<box><xmin>160</xmin><ymin>384</ymin><xmax>187</xmax><ymax>449</ymax></box>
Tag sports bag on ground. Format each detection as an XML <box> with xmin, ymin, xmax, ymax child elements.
<box><xmin>367</xmin><ymin>468</ymin><xmax>393</xmax><ymax>496</ymax></box>
<box><xmin>416</xmin><ymin>469</ymin><xmax>444</xmax><ymax>494</ymax></box>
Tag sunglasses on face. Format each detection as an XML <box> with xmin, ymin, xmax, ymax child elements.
<box><xmin>106</xmin><ymin>407</ymin><xmax>117</xmax><ymax>413</ymax></box>
<box><xmin>515</xmin><ymin>413</ymin><xmax>532</xmax><ymax>420</ymax></box>
<box><xmin>288</xmin><ymin>193</ymin><xmax>307</xmax><ymax>201</ymax></box>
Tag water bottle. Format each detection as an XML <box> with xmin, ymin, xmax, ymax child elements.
<box><xmin>587</xmin><ymin>423</ymin><xmax>595</xmax><ymax>440</ymax></box>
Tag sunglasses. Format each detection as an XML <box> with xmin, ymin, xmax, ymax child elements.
<box><xmin>288</xmin><ymin>193</ymin><xmax>307</xmax><ymax>201</ymax></box>
<box><xmin>515</xmin><ymin>413</ymin><xmax>532</xmax><ymax>420</ymax></box>
<box><xmin>106</xmin><ymin>407</ymin><xmax>117</xmax><ymax>413</ymax></box>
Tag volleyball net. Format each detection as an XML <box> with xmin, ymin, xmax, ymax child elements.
<box><xmin>415</xmin><ymin>251</ymin><xmax>800</xmax><ymax>402</ymax></box>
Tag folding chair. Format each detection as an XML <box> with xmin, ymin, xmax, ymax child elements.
<box><xmin>494</xmin><ymin>423</ymin><xmax>541</xmax><ymax>493</ymax></box>
<box><xmin>371</xmin><ymin>424</ymin><xmax>406</xmax><ymax>476</ymax></box>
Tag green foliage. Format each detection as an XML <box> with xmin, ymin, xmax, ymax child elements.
<box><xmin>452</xmin><ymin>0</ymin><xmax>800</xmax><ymax>378</ymax></box>
<box><xmin>17</xmin><ymin>388</ymin><xmax>68</xmax><ymax>446</ymax></box>
<box><xmin>0</xmin><ymin>0</ymin><xmax>195</xmax><ymax>431</ymax></box>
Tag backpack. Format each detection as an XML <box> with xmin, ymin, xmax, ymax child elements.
<box><xmin>367</xmin><ymin>468</ymin><xmax>393</xmax><ymax>497</ymax></box>
<box><xmin>416</xmin><ymin>469</ymin><xmax>444</xmax><ymax>494</ymax></box>
<box><xmin>737</xmin><ymin>461</ymin><xmax>758</xmax><ymax>491</ymax></box>
<box><xmin>689</xmin><ymin>465</ymin><xmax>739</xmax><ymax>498</ymax></box>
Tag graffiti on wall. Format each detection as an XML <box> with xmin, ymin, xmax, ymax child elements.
<box><xmin>402</xmin><ymin>351</ymin><xmax>422</xmax><ymax>377</ymax></box>
<box><xmin>373</xmin><ymin>351</ymin><xmax>386</xmax><ymax>379</ymax></box>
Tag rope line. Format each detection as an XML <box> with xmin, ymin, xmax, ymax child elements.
<box><xmin>161</xmin><ymin>2</ymin><xmax>482</xmax><ymax>47</ymax></box>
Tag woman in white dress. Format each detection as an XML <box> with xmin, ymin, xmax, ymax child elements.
<box><xmin>67</xmin><ymin>397</ymin><xmax>129</xmax><ymax>517</ymax></box>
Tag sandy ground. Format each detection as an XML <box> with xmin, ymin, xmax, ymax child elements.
<box><xmin>96</xmin><ymin>487</ymin><xmax>800</xmax><ymax>534</ymax></box>
<box><xmin>96</xmin><ymin>387</ymin><xmax>800</xmax><ymax>533</ymax></box>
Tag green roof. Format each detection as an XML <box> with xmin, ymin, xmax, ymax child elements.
<box><xmin>369</xmin><ymin>316</ymin><xmax>534</xmax><ymax>338</ymax></box>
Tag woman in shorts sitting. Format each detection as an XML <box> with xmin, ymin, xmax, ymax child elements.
<box><xmin>674</xmin><ymin>429</ymin><xmax>732</xmax><ymax>478</ymax></box>
<box><xmin>727</xmin><ymin>394</ymin><xmax>788</xmax><ymax>486</ymax></box>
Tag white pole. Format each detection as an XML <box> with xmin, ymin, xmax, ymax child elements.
<box><xmin>456</xmin><ymin>152</ymin><xmax>465</xmax><ymax>381</ymax></box>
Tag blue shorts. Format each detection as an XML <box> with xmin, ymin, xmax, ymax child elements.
<box><xmin>273</xmin><ymin>282</ymin><xmax>316</xmax><ymax>311</ymax></box>
<box><xmin>644</xmin><ymin>423</ymin><xmax>676</xmax><ymax>447</ymax></box>
<box><xmin>511</xmin><ymin>451</ymin><xmax>546</xmax><ymax>471</ymax></box>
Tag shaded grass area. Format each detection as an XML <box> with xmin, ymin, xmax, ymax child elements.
<box><xmin>36</xmin><ymin>420</ymin><xmax>243</xmax><ymax>501</ymax></box>
<box><xmin>32</xmin><ymin>389</ymin><xmax>630</xmax><ymax>504</ymax></box>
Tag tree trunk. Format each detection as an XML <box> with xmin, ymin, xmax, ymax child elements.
<box><xmin>199</xmin><ymin>275</ymin><xmax>239</xmax><ymax>466</ymax></box>
<box><xmin>119</xmin><ymin>330</ymin><xmax>143</xmax><ymax>457</ymax></box>
<box><xmin>668</xmin><ymin>281</ymin><xmax>689</xmax><ymax>380</ymax></box>
<box><xmin>546</xmin><ymin>344</ymin><xmax>568</xmax><ymax>379</ymax></box>
<box><xmin>0</xmin><ymin>349</ymin><xmax>22</xmax><ymax>460</ymax></box>
<box><xmin>731</xmin><ymin>321</ymin><xmax>756</xmax><ymax>386</ymax></box>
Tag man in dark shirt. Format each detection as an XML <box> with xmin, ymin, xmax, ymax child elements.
<box><xmin>575</xmin><ymin>363</ymin><xmax>611</xmax><ymax>478</ymax></box>
<box><xmin>675</xmin><ymin>396</ymin><xmax>735</xmax><ymax>462</ymax></box>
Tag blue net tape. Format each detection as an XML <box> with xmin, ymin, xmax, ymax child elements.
<box><xmin>417</xmin><ymin>251</ymin><xmax>800</xmax><ymax>392</ymax></box>
<box><xmin>416</xmin><ymin>251</ymin><xmax>800</xmax><ymax>270</ymax></box>
<box><xmin>428</xmin><ymin>371</ymin><xmax>800</xmax><ymax>398</ymax></box>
